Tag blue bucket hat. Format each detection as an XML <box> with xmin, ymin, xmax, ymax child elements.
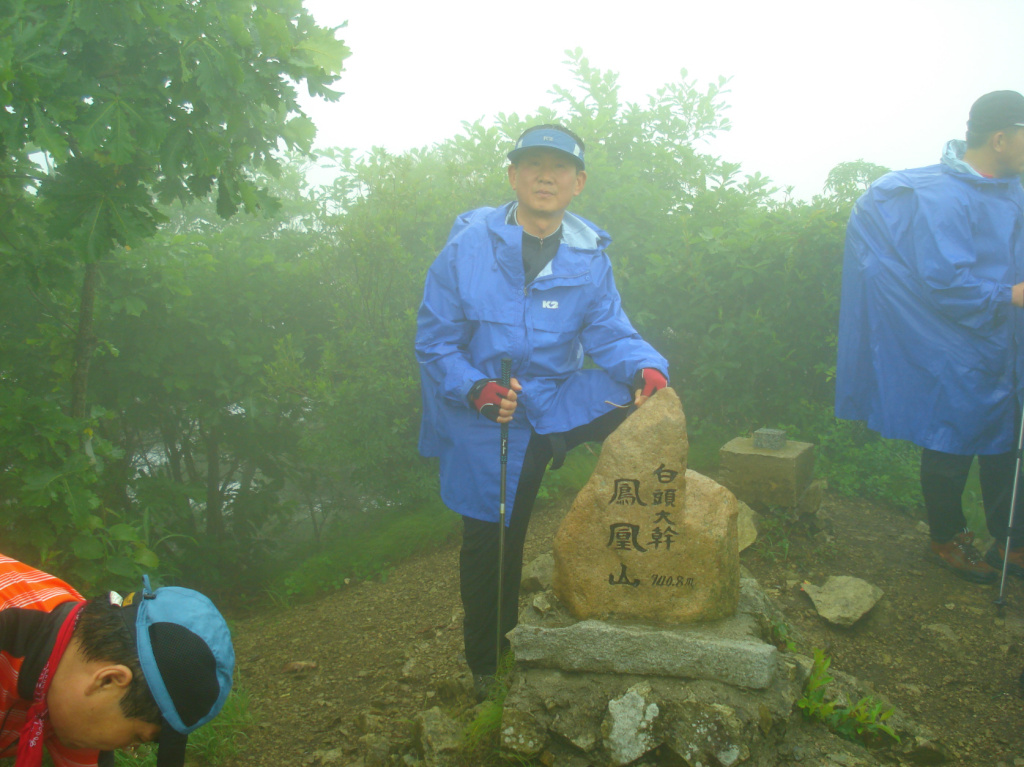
<box><xmin>507</xmin><ymin>125</ymin><xmax>585</xmax><ymax>170</ymax></box>
<box><xmin>119</xmin><ymin>576</ymin><xmax>234</xmax><ymax>767</ymax></box>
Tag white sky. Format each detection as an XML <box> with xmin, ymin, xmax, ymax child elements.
<box><xmin>299</xmin><ymin>0</ymin><xmax>1024</xmax><ymax>201</ymax></box>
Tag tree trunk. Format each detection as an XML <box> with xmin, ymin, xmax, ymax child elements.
<box><xmin>204</xmin><ymin>424</ymin><xmax>224</xmax><ymax>542</ymax></box>
<box><xmin>69</xmin><ymin>260</ymin><xmax>99</xmax><ymax>418</ymax></box>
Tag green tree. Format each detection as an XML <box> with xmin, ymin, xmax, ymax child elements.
<box><xmin>823</xmin><ymin>160</ymin><xmax>891</xmax><ymax>205</ymax></box>
<box><xmin>0</xmin><ymin>0</ymin><xmax>348</xmax><ymax>587</ymax></box>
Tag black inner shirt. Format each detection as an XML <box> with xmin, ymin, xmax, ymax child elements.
<box><xmin>507</xmin><ymin>203</ymin><xmax>562</xmax><ymax>285</ymax></box>
<box><xmin>522</xmin><ymin>227</ymin><xmax>562</xmax><ymax>285</ymax></box>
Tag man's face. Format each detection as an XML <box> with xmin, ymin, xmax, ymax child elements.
<box><xmin>994</xmin><ymin>126</ymin><xmax>1024</xmax><ymax>177</ymax></box>
<box><xmin>47</xmin><ymin>670</ymin><xmax>161</xmax><ymax>751</ymax></box>
<box><xmin>507</xmin><ymin>147</ymin><xmax>586</xmax><ymax>219</ymax></box>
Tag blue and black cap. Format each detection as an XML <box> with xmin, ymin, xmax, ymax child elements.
<box><xmin>118</xmin><ymin>576</ymin><xmax>234</xmax><ymax>767</ymax></box>
<box><xmin>507</xmin><ymin>125</ymin><xmax>585</xmax><ymax>170</ymax></box>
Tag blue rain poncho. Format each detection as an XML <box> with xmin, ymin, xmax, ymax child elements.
<box><xmin>835</xmin><ymin>140</ymin><xmax>1024</xmax><ymax>454</ymax></box>
<box><xmin>415</xmin><ymin>204</ymin><xmax>668</xmax><ymax>522</ymax></box>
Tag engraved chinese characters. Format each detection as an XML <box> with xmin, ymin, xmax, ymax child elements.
<box><xmin>553</xmin><ymin>388</ymin><xmax>740</xmax><ymax>623</ymax></box>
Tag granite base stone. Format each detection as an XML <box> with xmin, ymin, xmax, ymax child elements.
<box><xmin>509</xmin><ymin>578</ymin><xmax>780</xmax><ymax>689</ymax></box>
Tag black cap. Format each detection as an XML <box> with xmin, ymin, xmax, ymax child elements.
<box><xmin>967</xmin><ymin>90</ymin><xmax>1024</xmax><ymax>134</ymax></box>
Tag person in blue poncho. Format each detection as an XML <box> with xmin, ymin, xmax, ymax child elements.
<box><xmin>415</xmin><ymin>124</ymin><xmax>668</xmax><ymax>698</ymax></box>
<box><xmin>836</xmin><ymin>91</ymin><xmax>1024</xmax><ymax>583</ymax></box>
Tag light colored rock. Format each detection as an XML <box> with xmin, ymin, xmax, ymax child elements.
<box><xmin>502</xmin><ymin>665</ymin><xmax>799</xmax><ymax>767</ymax></box>
<box><xmin>899</xmin><ymin>735</ymin><xmax>953</xmax><ymax>764</ymax></box>
<box><xmin>823</xmin><ymin>751</ymin><xmax>874</xmax><ymax>766</ymax></box>
<box><xmin>662</xmin><ymin>701</ymin><xmax>751</xmax><ymax>767</ymax></box>
<box><xmin>510</xmin><ymin>618</ymin><xmax>778</xmax><ymax>689</ymax></box>
<box><xmin>311</xmin><ymin>748</ymin><xmax>346</xmax><ymax>765</ymax></box>
<box><xmin>802</xmin><ymin>576</ymin><xmax>883</xmax><ymax>627</ymax></box>
<box><xmin>797</xmin><ymin>479</ymin><xmax>826</xmax><ymax>516</ymax></box>
<box><xmin>357</xmin><ymin>711</ymin><xmax>382</xmax><ymax>733</ymax></box>
<box><xmin>530</xmin><ymin>591</ymin><xmax>555</xmax><ymax>617</ymax></box>
<box><xmin>719</xmin><ymin>437</ymin><xmax>815</xmax><ymax>508</ymax></box>
<box><xmin>412</xmin><ymin>707</ymin><xmax>462</xmax><ymax>767</ymax></box>
<box><xmin>500</xmin><ymin>708</ymin><xmax>547</xmax><ymax>756</ymax></box>
<box><xmin>738</xmin><ymin>501</ymin><xmax>758</xmax><ymax>552</ymax></box>
<box><xmin>553</xmin><ymin>389</ymin><xmax>739</xmax><ymax>624</ymax></box>
<box><xmin>521</xmin><ymin>552</ymin><xmax>554</xmax><ymax>594</ymax></box>
<box><xmin>510</xmin><ymin>579</ymin><xmax>779</xmax><ymax>689</ymax></box>
<box><xmin>753</xmin><ymin>428</ymin><xmax>787</xmax><ymax>450</ymax></box>
<box><xmin>358</xmin><ymin>734</ymin><xmax>390</xmax><ymax>767</ymax></box>
<box><xmin>923</xmin><ymin>623</ymin><xmax>958</xmax><ymax>642</ymax></box>
<box><xmin>553</xmin><ymin>707</ymin><xmax>601</xmax><ymax>753</ymax></box>
<box><xmin>400</xmin><ymin>657</ymin><xmax>423</xmax><ymax>681</ymax></box>
<box><xmin>603</xmin><ymin>683</ymin><xmax>661</xmax><ymax>766</ymax></box>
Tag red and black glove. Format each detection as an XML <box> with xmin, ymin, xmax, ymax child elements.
<box><xmin>468</xmin><ymin>379</ymin><xmax>512</xmax><ymax>422</ymax></box>
<box><xmin>633</xmin><ymin>368</ymin><xmax>667</xmax><ymax>398</ymax></box>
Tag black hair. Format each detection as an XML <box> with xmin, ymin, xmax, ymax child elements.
<box><xmin>966</xmin><ymin>128</ymin><xmax>992</xmax><ymax>150</ymax></box>
<box><xmin>76</xmin><ymin>598</ymin><xmax>162</xmax><ymax>724</ymax></box>
<box><xmin>966</xmin><ymin>124</ymin><xmax>1024</xmax><ymax>150</ymax></box>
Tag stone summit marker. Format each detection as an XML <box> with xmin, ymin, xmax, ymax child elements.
<box><xmin>552</xmin><ymin>388</ymin><xmax>739</xmax><ymax>623</ymax></box>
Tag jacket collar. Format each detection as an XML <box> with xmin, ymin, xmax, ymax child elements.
<box><xmin>492</xmin><ymin>203</ymin><xmax>608</xmax><ymax>251</ymax></box>
<box><xmin>941</xmin><ymin>139</ymin><xmax>1024</xmax><ymax>191</ymax></box>
<box><xmin>941</xmin><ymin>139</ymin><xmax>983</xmax><ymax>177</ymax></box>
<box><xmin>0</xmin><ymin>601</ymin><xmax>77</xmax><ymax>700</ymax></box>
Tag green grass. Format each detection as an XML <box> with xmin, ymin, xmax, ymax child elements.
<box><xmin>461</xmin><ymin>652</ymin><xmax>515</xmax><ymax>761</ymax></box>
<box><xmin>278</xmin><ymin>498</ymin><xmax>460</xmax><ymax>601</ymax></box>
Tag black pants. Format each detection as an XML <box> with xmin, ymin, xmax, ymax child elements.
<box><xmin>459</xmin><ymin>407</ymin><xmax>629</xmax><ymax>676</ymax></box>
<box><xmin>920</xmin><ymin>447</ymin><xmax>1022</xmax><ymax>545</ymax></box>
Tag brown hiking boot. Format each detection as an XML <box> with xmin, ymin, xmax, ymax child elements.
<box><xmin>985</xmin><ymin>544</ymin><xmax>1024</xmax><ymax>578</ymax></box>
<box><xmin>930</xmin><ymin>531</ymin><xmax>998</xmax><ymax>583</ymax></box>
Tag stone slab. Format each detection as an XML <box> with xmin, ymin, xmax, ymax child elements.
<box><xmin>718</xmin><ymin>437</ymin><xmax>815</xmax><ymax>509</ymax></box>
<box><xmin>510</xmin><ymin>579</ymin><xmax>779</xmax><ymax>689</ymax></box>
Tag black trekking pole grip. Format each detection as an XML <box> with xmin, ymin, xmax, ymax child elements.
<box><xmin>500</xmin><ymin>357</ymin><xmax>511</xmax><ymax>464</ymax></box>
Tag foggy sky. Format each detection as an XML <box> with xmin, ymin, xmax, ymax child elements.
<box><xmin>299</xmin><ymin>0</ymin><xmax>1024</xmax><ymax>200</ymax></box>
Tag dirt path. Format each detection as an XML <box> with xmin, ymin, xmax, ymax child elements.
<box><xmin>227</xmin><ymin>491</ymin><xmax>1024</xmax><ymax>767</ymax></box>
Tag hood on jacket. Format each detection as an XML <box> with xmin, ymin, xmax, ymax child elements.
<box><xmin>445</xmin><ymin>204</ymin><xmax>609</xmax><ymax>253</ymax></box>
<box><xmin>941</xmin><ymin>139</ymin><xmax>983</xmax><ymax>177</ymax></box>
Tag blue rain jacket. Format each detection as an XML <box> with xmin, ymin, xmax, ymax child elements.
<box><xmin>835</xmin><ymin>140</ymin><xmax>1024</xmax><ymax>454</ymax></box>
<box><xmin>416</xmin><ymin>204</ymin><xmax>668</xmax><ymax>522</ymax></box>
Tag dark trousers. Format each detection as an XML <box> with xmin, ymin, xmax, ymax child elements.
<box><xmin>920</xmin><ymin>447</ymin><xmax>1022</xmax><ymax>545</ymax></box>
<box><xmin>459</xmin><ymin>407</ymin><xmax>629</xmax><ymax>676</ymax></box>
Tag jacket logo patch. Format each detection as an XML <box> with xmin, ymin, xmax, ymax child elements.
<box><xmin>542</xmin><ymin>300</ymin><xmax>559</xmax><ymax>309</ymax></box>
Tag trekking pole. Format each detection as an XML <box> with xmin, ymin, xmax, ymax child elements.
<box><xmin>496</xmin><ymin>357</ymin><xmax>512</xmax><ymax>673</ymax></box>
<box><xmin>995</xmin><ymin>404</ymin><xmax>1024</xmax><ymax>608</ymax></box>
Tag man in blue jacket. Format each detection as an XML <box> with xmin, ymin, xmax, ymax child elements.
<box><xmin>415</xmin><ymin>124</ymin><xmax>668</xmax><ymax>697</ymax></box>
<box><xmin>836</xmin><ymin>91</ymin><xmax>1024</xmax><ymax>583</ymax></box>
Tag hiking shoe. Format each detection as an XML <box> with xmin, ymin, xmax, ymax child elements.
<box><xmin>930</xmin><ymin>531</ymin><xmax>998</xmax><ymax>583</ymax></box>
<box><xmin>984</xmin><ymin>544</ymin><xmax>1024</xmax><ymax>578</ymax></box>
<box><xmin>472</xmin><ymin>674</ymin><xmax>496</xmax><ymax>702</ymax></box>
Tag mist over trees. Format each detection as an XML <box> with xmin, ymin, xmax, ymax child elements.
<box><xmin>2</xmin><ymin>23</ymin><xmax>893</xmax><ymax>598</ymax></box>
<box><xmin>1</xmin><ymin>0</ymin><xmax>348</xmax><ymax>588</ymax></box>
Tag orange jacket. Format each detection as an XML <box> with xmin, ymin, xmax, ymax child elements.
<box><xmin>0</xmin><ymin>554</ymin><xmax>97</xmax><ymax>767</ymax></box>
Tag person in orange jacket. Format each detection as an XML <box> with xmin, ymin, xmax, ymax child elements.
<box><xmin>0</xmin><ymin>554</ymin><xmax>234</xmax><ymax>767</ymax></box>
